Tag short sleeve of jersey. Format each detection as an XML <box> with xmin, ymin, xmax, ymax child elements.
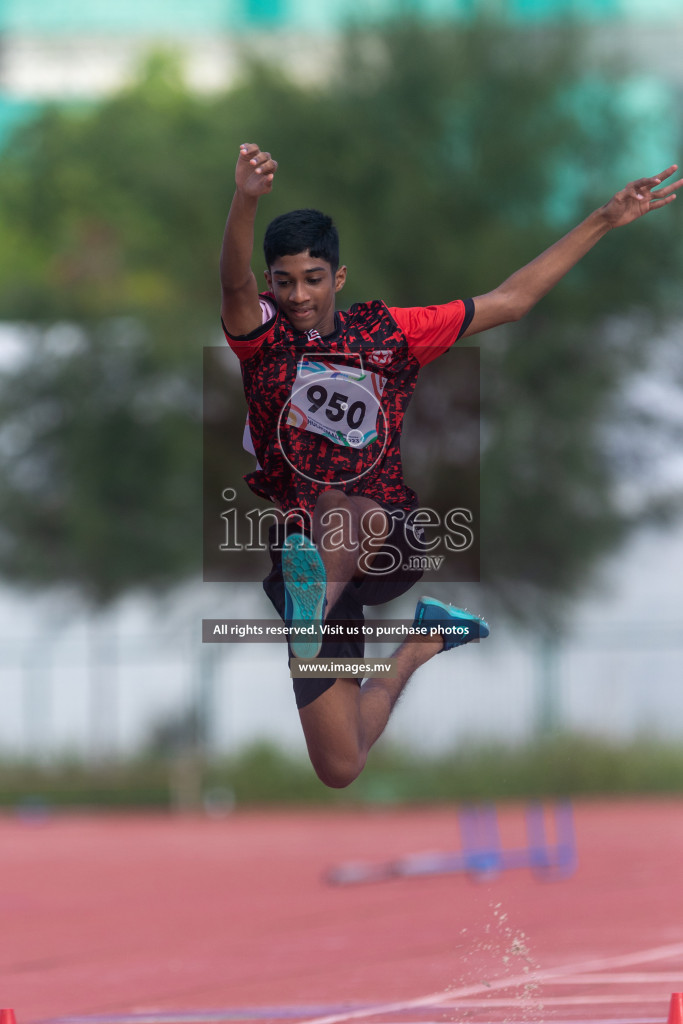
<box><xmin>388</xmin><ymin>298</ymin><xmax>474</xmax><ymax>367</ymax></box>
<box><xmin>221</xmin><ymin>296</ymin><xmax>277</xmax><ymax>361</ymax></box>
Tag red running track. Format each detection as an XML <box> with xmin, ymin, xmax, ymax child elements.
<box><xmin>1</xmin><ymin>799</ymin><xmax>683</xmax><ymax>1024</ymax></box>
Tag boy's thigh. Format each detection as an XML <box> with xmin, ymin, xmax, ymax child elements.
<box><xmin>263</xmin><ymin>527</ymin><xmax>366</xmax><ymax>708</ymax></box>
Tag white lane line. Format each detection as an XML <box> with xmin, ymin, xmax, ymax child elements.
<box><xmin>440</xmin><ymin>994</ymin><xmax>670</xmax><ymax>1007</ymax></box>
<box><xmin>524</xmin><ymin>942</ymin><xmax>683</xmax><ymax>981</ymax></box>
<box><xmin>296</xmin><ymin>940</ymin><xmax>683</xmax><ymax>1024</ymax></box>
<box><xmin>537</xmin><ymin>973</ymin><xmax>683</xmax><ymax>985</ymax></box>
<box><xmin>353</xmin><ymin>1020</ymin><xmax>663</xmax><ymax>1024</ymax></box>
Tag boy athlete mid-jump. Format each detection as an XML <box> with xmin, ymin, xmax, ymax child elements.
<box><xmin>220</xmin><ymin>143</ymin><xmax>680</xmax><ymax>788</ymax></box>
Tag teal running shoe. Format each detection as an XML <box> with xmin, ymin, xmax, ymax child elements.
<box><xmin>413</xmin><ymin>596</ymin><xmax>489</xmax><ymax>651</ymax></box>
<box><xmin>282</xmin><ymin>534</ymin><xmax>327</xmax><ymax>660</ymax></box>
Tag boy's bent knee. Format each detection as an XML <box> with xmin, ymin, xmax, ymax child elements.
<box><xmin>298</xmin><ymin>677</ymin><xmax>367</xmax><ymax>787</ymax></box>
<box><xmin>311</xmin><ymin>750</ymin><xmax>366</xmax><ymax>789</ymax></box>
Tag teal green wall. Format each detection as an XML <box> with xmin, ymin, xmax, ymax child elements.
<box><xmin>0</xmin><ymin>0</ymin><xmax>232</xmax><ymax>33</ymax></box>
<box><xmin>0</xmin><ymin>0</ymin><xmax>678</xmax><ymax>149</ymax></box>
<box><xmin>0</xmin><ymin>0</ymin><xmax>681</xmax><ymax>35</ymax></box>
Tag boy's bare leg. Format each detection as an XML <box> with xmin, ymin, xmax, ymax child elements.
<box><xmin>298</xmin><ymin>634</ymin><xmax>443</xmax><ymax>789</ymax></box>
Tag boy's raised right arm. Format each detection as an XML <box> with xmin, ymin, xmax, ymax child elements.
<box><xmin>220</xmin><ymin>144</ymin><xmax>278</xmax><ymax>337</ymax></box>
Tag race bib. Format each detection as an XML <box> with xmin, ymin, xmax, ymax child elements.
<box><xmin>287</xmin><ymin>358</ymin><xmax>387</xmax><ymax>448</ymax></box>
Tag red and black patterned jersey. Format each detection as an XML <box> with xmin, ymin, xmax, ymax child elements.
<box><xmin>222</xmin><ymin>295</ymin><xmax>473</xmax><ymax>514</ymax></box>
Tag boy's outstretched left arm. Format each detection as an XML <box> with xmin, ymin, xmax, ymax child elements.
<box><xmin>462</xmin><ymin>165</ymin><xmax>682</xmax><ymax>338</ymax></box>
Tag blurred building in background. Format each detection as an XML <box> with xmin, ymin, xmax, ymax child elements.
<box><xmin>0</xmin><ymin>0</ymin><xmax>682</xmax><ymax>762</ymax></box>
<box><xmin>1</xmin><ymin>0</ymin><xmax>682</xmax><ymax>140</ymax></box>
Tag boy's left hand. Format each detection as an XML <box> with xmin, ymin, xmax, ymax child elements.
<box><xmin>602</xmin><ymin>164</ymin><xmax>682</xmax><ymax>228</ymax></box>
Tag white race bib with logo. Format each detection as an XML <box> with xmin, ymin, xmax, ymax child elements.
<box><xmin>287</xmin><ymin>358</ymin><xmax>387</xmax><ymax>448</ymax></box>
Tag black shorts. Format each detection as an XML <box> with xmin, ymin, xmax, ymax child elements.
<box><xmin>263</xmin><ymin>501</ymin><xmax>426</xmax><ymax>709</ymax></box>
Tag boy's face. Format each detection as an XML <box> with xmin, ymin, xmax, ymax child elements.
<box><xmin>265</xmin><ymin>251</ymin><xmax>346</xmax><ymax>336</ymax></box>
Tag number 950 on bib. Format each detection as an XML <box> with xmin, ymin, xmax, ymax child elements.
<box><xmin>286</xmin><ymin>358</ymin><xmax>387</xmax><ymax>449</ymax></box>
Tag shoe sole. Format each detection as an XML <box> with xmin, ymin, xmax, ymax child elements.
<box><xmin>415</xmin><ymin>596</ymin><xmax>489</xmax><ymax>651</ymax></box>
<box><xmin>282</xmin><ymin>535</ymin><xmax>327</xmax><ymax>659</ymax></box>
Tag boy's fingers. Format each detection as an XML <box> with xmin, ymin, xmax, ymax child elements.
<box><xmin>634</xmin><ymin>175</ymin><xmax>683</xmax><ymax>203</ymax></box>
<box><xmin>632</xmin><ymin>165</ymin><xmax>679</xmax><ymax>192</ymax></box>
<box><xmin>237</xmin><ymin>144</ymin><xmax>278</xmax><ymax>183</ymax></box>
<box><xmin>655</xmin><ymin>176</ymin><xmax>683</xmax><ymax>197</ymax></box>
<box><xmin>653</xmin><ymin>164</ymin><xmax>679</xmax><ymax>183</ymax></box>
<box><xmin>648</xmin><ymin>196</ymin><xmax>677</xmax><ymax>211</ymax></box>
<box><xmin>249</xmin><ymin>151</ymin><xmax>276</xmax><ymax>171</ymax></box>
<box><xmin>254</xmin><ymin>157</ymin><xmax>278</xmax><ymax>176</ymax></box>
<box><xmin>632</xmin><ymin>177</ymin><xmax>660</xmax><ymax>196</ymax></box>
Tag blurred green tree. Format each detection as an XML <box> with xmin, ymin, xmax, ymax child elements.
<box><xmin>0</xmin><ymin>26</ymin><xmax>680</xmax><ymax>615</ymax></box>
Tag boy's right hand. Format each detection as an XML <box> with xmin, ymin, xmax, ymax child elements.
<box><xmin>235</xmin><ymin>143</ymin><xmax>278</xmax><ymax>197</ymax></box>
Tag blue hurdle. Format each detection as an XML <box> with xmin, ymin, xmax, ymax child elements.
<box><xmin>326</xmin><ymin>802</ymin><xmax>577</xmax><ymax>885</ymax></box>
